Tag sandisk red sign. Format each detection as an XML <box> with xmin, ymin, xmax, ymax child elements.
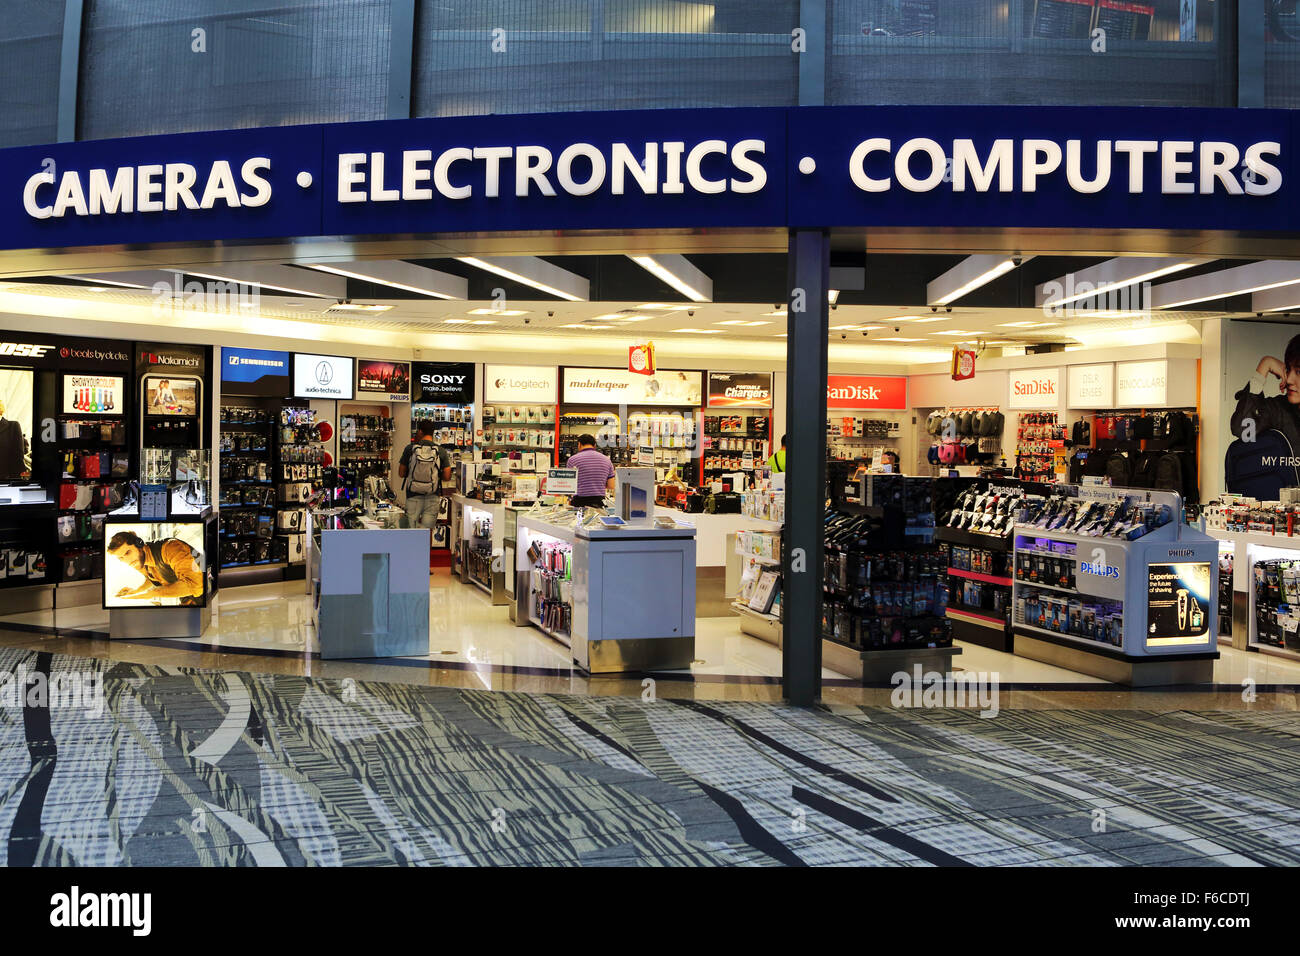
<box><xmin>826</xmin><ymin>375</ymin><xmax>907</xmax><ymax>410</ymax></box>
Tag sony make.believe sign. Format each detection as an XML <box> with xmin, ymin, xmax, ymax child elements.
<box><xmin>413</xmin><ymin>361</ymin><xmax>474</xmax><ymax>404</ymax></box>
<box><xmin>3</xmin><ymin>106</ymin><xmax>1298</xmax><ymax>250</ymax></box>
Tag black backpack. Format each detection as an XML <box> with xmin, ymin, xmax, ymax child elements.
<box><xmin>1225</xmin><ymin>430</ymin><xmax>1300</xmax><ymax>499</ymax></box>
<box><xmin>1129</xmin><ymin>451</ymin><xmax>1157</xmax><ymax>488</ymax></box>
<box><xmin>1105</xmin><ymin>452</ymin><xmax>1132</xmax><ymax>487</ymax></box>
<box><xmin>1153</xmin><ymin>452</ymin><xmax>1185</xmax><ymax>498</ymax></box>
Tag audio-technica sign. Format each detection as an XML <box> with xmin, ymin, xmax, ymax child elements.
<box><xmin>292</xmin><ymin>353</ymin><xmax>354</xmax><ymax>400</ymax></box>
<box><xmin>2</xmin><ymin>106</ymin><xmax>1298</xmax><ymax>249</ymax></box>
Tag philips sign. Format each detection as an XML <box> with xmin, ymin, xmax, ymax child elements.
<box><xmin>1081</xmin><ymin>561</ymin><xmax>1121</xmax><ymax>579</ymax></box>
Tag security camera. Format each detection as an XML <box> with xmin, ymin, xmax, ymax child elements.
<box><xmin>687</xmin><ymin>310</ymin><xmax>695</xmax><ymax>317</ymax></box>
<box><xmin>945</xmin><ymin>307</ymin><xmax>952</xmax><ymax>313</ymax></box>
<box><xmin>861</xmin><ymin>331</ymin><xmax>868</xmax><ymax>337</ymax></box>
<box><xmin>931</xmin><ymin>306</ymin><xmax>938</xmax><ymax>313</ymax></box>
<box><xmin>547</xmin><ymin>311</ymin><xmax>554</xmax><ymax>317</ymax></box>
<box><xmin>524</xmin><ymin>317</ymin><xmax>531</xmax><ymax>324</ymax></box>
<box><xmin>1012</xmin><ymin>254</ymin><xmax>1023</xmax><ymax>266</ymax></box>
<box><xmin>894</xmin><ymin>326</ymin><xmax>901</xmax><ymax>332</ymax></box>
<box><xmin>841</xmin><ymin>334</ymin><xmax>847</xmax><ymax>340</ymax></box>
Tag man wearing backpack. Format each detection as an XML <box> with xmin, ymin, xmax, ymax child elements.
<box><xmin>399</xmin><ymin>420</ymin><xmax>452</xmax><ymax>529</ymax></box>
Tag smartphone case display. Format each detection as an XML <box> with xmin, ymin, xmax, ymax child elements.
<box><xmin>703</xmin><ymin>412</ymin><xmax>770</xmax><ymax>480</ymax></box>
<box><xmin>560</xmin><ymin>407</ymin><xmax>697</xmax><ymax>482</ymax></box>
<box><xmin>275</xmin><ymin>405</ymin><xmax>321</xmax><ymax>567</ymax></box>
<box><xmin>482</xmin><ymin>403</ymin><xmax>557</xmax><ymax>463</ymax></box>
<box><xmin>513</xmin><ymin>507</ymin><xmax>697</xmax><ymax>671</ymax></box>
<box><xmin>1011</xmin><ymin>486</ymin><xmax>1219</xmax><ymax>684</ymax></box>
<box><xmin>527</xmin><ymin>533</ymin><xmax>573</xmax><ymax>641</ymax></box>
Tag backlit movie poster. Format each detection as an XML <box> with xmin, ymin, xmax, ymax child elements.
<box><xmin>0</xmin><ymin>368</ymin><xmax>33</xmax><ymax>481</ymax></box>
<box><xmin>105</xmin><ymin>522</ymin><xmax>207</xmax><ymax>608</ymax></box>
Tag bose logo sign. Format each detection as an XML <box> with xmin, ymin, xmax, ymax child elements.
<box><xmin>1081</xmin><ymin>561</ymin><xmax>1120</xmax><ymax>579</ymax></box>
<box><xmin>0</xmin><ymin>342</ymin><xmax>54</xmax><ymax>358</ymax></box>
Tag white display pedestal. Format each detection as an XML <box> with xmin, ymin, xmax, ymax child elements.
<box><xmin>311</xmin><ymin>526</ymin><xmax>431</xmax><ymax>659</ymax></box>
<box><xmin>515</xmin><ymin>514</ymin><xmax>696</xmax><ymax>672</ymax></box>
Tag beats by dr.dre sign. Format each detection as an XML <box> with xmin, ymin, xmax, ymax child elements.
<box><xmin>826</xmin><ymin>375</ymin><xmax>906</xmax><ymax>410</ymax></box>
<box><xmin>1008</xmin><ymin>368</ymin><xmax>1060</xmax><ymax>409</ymax></box>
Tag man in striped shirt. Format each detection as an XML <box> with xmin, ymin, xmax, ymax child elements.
<box><xmin>567</xmin><ymin>434</ymin><xmax>615</xmax><ymax>509</ymax></box>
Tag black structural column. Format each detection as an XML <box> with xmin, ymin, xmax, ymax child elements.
<box><xmin>783</xmin><ymin>229</ymin><xmax>830</xmax><ymax>706</ymax></box>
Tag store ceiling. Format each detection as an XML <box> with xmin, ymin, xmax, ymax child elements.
<box><xmin>0</xmin><ymin>249</ymin><xmax>1269</xmax><ymax>363</ymax></box>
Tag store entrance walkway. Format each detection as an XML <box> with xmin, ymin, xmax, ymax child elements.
<box><xmin>3</xmin><ymin>644</ymin><xmax>1298</xmax><ymax>867</ymax></box>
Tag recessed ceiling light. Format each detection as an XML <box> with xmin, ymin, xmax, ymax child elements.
<box><xmin>672</xmin><ymin>328</ymin><xmax>723</xmax><ymax>334</ymax></box>
<box><xmin>638</xmin><ymin>302</ymin><xmax>694</xmax><ymax>311</ymax></box>
<box><xmin>884</xmin><ymin>315</ymin><xmax>925</xmax><ymax>322</ymax></box>
<box><xmin>1026</xmin><ymin>322</ymin><xmax>1060</xmax><ymax>329</ymax></box>
<box><xmin>471</xmin><ymin>319</ymin><xmax>497</xmax><ymax>325</ymax></box>
<box><xmin>997</xmin><ymin>321</ymin><xmax>1038</xmax><ymax>327</ymax></box>
<box><xmin>445</xmin><ymin>319</ymin><xmax>469</xmax><ymax>324</ymax></box>
<box><xmin>560</xmin><ymin>323</ymin><xmax>614</xmax><ymax>329</ymax></box>
<box><xmin>929</xmin><ymin>330</ymin><xmax>975</xmax><ymax>336</ymax></box>
<box><xmin>616</xmin><ymin>314</ymin><xmax>653</xmax><ymax>321</ymax></box>
<box><xmin>763</xmin><ymin>309</ymin><xmax>787</xmax><ymax>317</ymax></box>
<box><xmin>875</xmin><ymin>337</ymin><xmax>924</xmax><ymax>342</ymax></box>
<box><xmin>912</xmin><ymin>316</ymin><xmax>952</xmax><ymax>323</ymax></box>
<box><xmin>467</xmin><ymin>308</ymin><xmax>528</xmax><ymax>316</ymax></box>
<box><xmin>83</xmin><ymin>286</ymin><xmax>109</xmax><ymax>293</ymax></box>
<box><xmin>716</xmin><ymin>320</ymin><xmax>770</xmax><ymax>327</ymax></box>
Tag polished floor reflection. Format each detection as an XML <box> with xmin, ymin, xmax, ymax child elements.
<box><xmin>2</xmin><ymin>568</ymin><xmax>1300</xmax><ymax>709</ymax></box>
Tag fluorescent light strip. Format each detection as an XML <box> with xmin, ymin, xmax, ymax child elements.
<box><xmin>180</xmin><ymin>268</ymin><xmax>339</xmax><ymax>299</ymax></box>
<box><xmin>1153</xmin><ymin>260</ymin><xmax>1300</xmax><ymax>309</ymax></box>
<box><xmin>927</xmin><ymin>255</ymin><xmax>1027</xmax><ymax>306</ymax></box>
<box><xmin>304</xmin><ymin>261</ymin><xmax>465</xmax><ymax>300</ymax></box>
<box><xmin>628</xmin><ymin>254</ymin><xmax>713</xmax><ymax>302</ymax></box>
<box><xmin>1035</xmin><ymin>256</ymin><xmax>1209</xmax><ymax>308</ymax></box>
<box><xmin>456</xmin><ymin>256</ymin><xmax>589</xmax><ymax>301</ymax></box>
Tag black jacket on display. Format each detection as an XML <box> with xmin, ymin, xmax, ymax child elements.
<box><xmin>0</xmin><ymin>418</ymin><xmax>27</xmax><ymax>480</ymax></box>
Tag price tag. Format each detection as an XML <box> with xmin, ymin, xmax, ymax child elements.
<box><xmin>546</xmin><ymin>468</ymin><xmax>578</xmax><ymax>495</ymax></box>
<box><xmin>638</xmin><ymin>445</ymin><xmax>655</xmax><ymax>466</ymax></box>
<box><xmin>742</xmin><ymin>451</ymin><xmax>754</xmax><ymax>470</ymax></box>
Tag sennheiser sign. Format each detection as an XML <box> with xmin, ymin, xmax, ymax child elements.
<box><xmin>4</xmin><ymin>106</ymin><xmax>1298</xmax><ymax>250</ymax></box>
<box><xmin>292</xmin><ymin>352</ymin><xmax>354</xmax><ymax>400</ymax></box>
<box><xmin>413</xmin><ymin>361</ymin><xmax>474</xmax><ymax>404</ymax></box>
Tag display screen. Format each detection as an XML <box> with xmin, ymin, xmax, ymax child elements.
<box><xmin>143</xmin><ymin>374</ymin><xmax>199</xmax><ymax>417</ymax></box>
<box><xmin>1147</xmin><ymin>561</ymin><xmax>1212</xmax><ymax>647</ymax></box>
<box><xmin>62</xmin><ymin>373</ymin><xmax>124</xmax><ymax>416</ymax></box>
<box><xmin>104</xmin><ymin>521</ymin><xmax>207</xmax><ymax>609</ymax></box>
<box><xmin>357</xmin><ymin>359</ymin><xmax>411</xmax><ymax>400</ymax></box>
<box><xmin>293</xmin><ymin>353</ymin><xmax>355</xmax><ymax>400</ymax></box>
<box><xmin>0</xmin><ymin>367</ymin><xmax>33</xmax><ymax>482</ymax></box>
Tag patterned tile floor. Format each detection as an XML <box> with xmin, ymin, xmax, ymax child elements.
<box><xmin>4</xmin><ymin>646</ymin><xmax>1300</xmax><ymax>866</ymax></box>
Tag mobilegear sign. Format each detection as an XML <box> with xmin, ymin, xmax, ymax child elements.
<box><xmin>2</xmin><ymin>106</ymin><xmax>1297</xmax><ymax>249</ymax></box>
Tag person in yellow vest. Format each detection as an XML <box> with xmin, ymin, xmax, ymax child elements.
<box><xmin>767</xmin><ymin>434</ymin><xmax>787</xmax><ymax>473</ymax></box>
